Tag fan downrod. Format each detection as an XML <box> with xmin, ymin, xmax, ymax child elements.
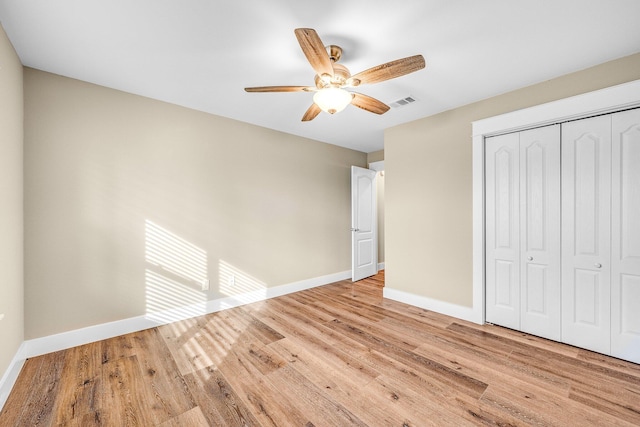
<box><xmin>326</xmin><ymin>45</ymin><xmax>342</xmax><ymax>63</ymax></box>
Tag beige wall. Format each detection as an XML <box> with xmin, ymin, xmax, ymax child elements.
<box><xmin>367</xmin><ymin>150</ymin><xmax>384</xmax><ymax>164</ymax></box>
<box><xmin>385</xmin><ymin>52</ymin><xmax>640</xmax><ymax>307</ymax></box>
<box><xmin>0</xmin><ymin>25</ymin><xmax>24</xmax><ymax>378</ymax></box>
<box><xmin>24</xmin><ymin>69</ymin><xmax>366</xmax><ymax>339</ymax></box>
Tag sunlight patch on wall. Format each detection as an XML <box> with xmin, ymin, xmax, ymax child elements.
<box><xmin>145</xmin><ymin>220</ymin><xmax>207</xmax><ymax>283</ymax></box>
<box><xmin>145</xmin><ymin>220</ymin><xmax>207</xmax><ymax>323</ymax></box>
<box><xmin>145</xmin><ymin>270</ymin><xmax>207</xmax><ymax>323</ymax></box>
<box><xmin>219</xmin><ymin>259</ymin><xmax>267</xmax><ymax>308</ymax></box>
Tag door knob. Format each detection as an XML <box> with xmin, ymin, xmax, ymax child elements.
<box><xmin>351</xmin><ymin>228</ymin><xmax>360</xmax><ymax>232</ymax></box>
<box><xmin>595</xmin><ymin>263</ymin><xmax>602</xmax><ymax>268</ymax></box>
<box><xmin>527</xmin><ymin>256</ymin><xmax>533</xmax><ymax>261</ymax></box>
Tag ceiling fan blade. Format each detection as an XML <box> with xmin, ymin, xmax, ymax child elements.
<box><xmin>245</xmin><ymin>86</ymin><xmax>313</xmax><ymax>93</ymax></box>
<box><xmin>302</xmin><ymin>103</ymin><xmax>321</xmax><ymax>121</ymax></box>
<box><xmin>351</xmin><ymin>93</ymin><xmax>390</xmax><ymax>115</ymax></box>
<box><xmin>350</xmin><ymin>55</ymin><xmax>425</xmax><ymax>86</ymax></box>
<box><xmin>294</xmin><ymin>28</ymin><xmax>334</xmax><ymax>78</ymax></box>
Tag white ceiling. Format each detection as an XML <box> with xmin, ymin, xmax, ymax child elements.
<box><xmin>1</xmin><ymin>1</ymin><xmax>639</xmax><ymax>153</ymax></box>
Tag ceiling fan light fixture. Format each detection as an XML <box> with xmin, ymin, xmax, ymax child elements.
<box><xmin>245</xmin><ymin>28</ymin><xmax>426</xmax><ymax>121</ymax></box>
<box><xmin>313</xmin><ymin>87</ymin><xmax>353</xmax><ymax>114</ymax></box>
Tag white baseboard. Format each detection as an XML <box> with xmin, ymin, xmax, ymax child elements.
<box><xmin>0</xmin><ymin>269</ymin><xmax>350</xmax><ymax>412</ymax></box>
<box><xmin>22</xmin><ymin>269</ymin><xmax>351</xmax><ymax>359</ymax></box>
<box><xmin>0</xmin><ymin>342</ymin><xmax>27</xmax><ymax>412</ymax></box>
<box><xmin>383</xmin><ymin>286</ymin><xmax>481</xmax><ymax>324</ymax></box>
<box><xmin>377</xmin><ymin>262</ymin><xmax>385</xmax><ymax>271</ymax></box>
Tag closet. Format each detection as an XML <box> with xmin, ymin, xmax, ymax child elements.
<box><xmin>485</xmin><ymin>108</ymin><xmax>640</xmax><ymax>363</ymax></box>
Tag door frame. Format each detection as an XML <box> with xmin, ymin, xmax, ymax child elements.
<box><xmin>470</xmin><ymin>79</ymin><xmax>640</xmax><ymax>325</ymax></box>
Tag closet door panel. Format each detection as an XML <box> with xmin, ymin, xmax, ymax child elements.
<box><xmin>519</xmin><ymin>125</ymin><xmax>561</xmax><ymax>340</ymax></box>
<box><xmin>562</xmin><ymin>116</ymin><xmax>611</xmax><ymax>355</ymax></box>
<box><xmin>486</xmin><ymin>133</ymin><xmax>520</xmax><ymax>329</ymax></box>
<box><xmin>611</xmin><ymin>108</ymin><xmax>640</xmax><ymax>363</ymax></box>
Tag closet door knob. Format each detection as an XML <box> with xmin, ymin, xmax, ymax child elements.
<box><xmin>527</xmin><ymin>256</ymin><xmax>533</xmax><ymax>261</ymax></box>
<box><xmin>595</xmin><ymin>263</ymin><xmax>602</xmax><ymax>268</ymax></box>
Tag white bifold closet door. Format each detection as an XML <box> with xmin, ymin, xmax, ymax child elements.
<box><xmin>486</xmin><ymin>125</ymin><xmax>561</xmax><ymax>341</ymax></box>
<box><xmin>611</xmin><ymin>109</ymin><xmax>640</xmax><ymax>363</ymax></box>
<box><xmin>561</xmin><ymin>115</ymin><xmax>612</xmax><ymax>355</ymax></box>
<box><xmin>562</xmin><ymin>109</ymin><xmax>640</xmax><ymax>362</ymax></box>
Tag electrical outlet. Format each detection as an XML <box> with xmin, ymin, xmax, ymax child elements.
<box><xmin>202</xmin><ymin>279</ymin><xmax>210</xmax><ymax>291</ymax></box>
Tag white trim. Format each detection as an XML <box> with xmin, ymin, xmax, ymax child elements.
<box><xmin>472</xmin><ymin>79</ymin><xmax>640</xmax><ymax>137</ymax></box>
<box><xmin>0</xmin><ymin>269</ymin><xmax>350</xmax><ymax>411</ymax></box>
<box><xmin>472</xmin><ymin>79</ymin><xmax>640</xmax><ymax>326</ymax></box>
<box><xmin>0</xmin><ymin>343</ymin><xmax>27</xmax><ymax>411</ymax></box>
<box><xmin>377</xmin><ymin>262</ymin><xmax>385</xmax><ymax>271</ymax></box>
<box><xmin>383</xmin><ymin>287</ymin><xmax>477</xmax><ymax>324</ymax></box>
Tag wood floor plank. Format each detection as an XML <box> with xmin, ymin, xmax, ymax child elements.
<box><xmin>183</xmin><ymin>366</ymin><xmax>262</xmax><ymax>427</ymax></box>
<box><xmin>412</xmin><ymin>339</ymin><xmax>571</xmax><ymax>399</ymax></box>
<box><xmin>379</xmin><ymin>298</ymin><xmax>457</xmax><ymax>329</ymax></box>
<box><xmin>0</xmin><ymin>356</ymin><xmax>45</xmax><ymax>424</ymax></box>
<box><xmin>217</xmin><ymin>353</ymin><xmax>311</xmax><ymax>427</ymax></box>
<box><xmin>156</xmin><ymin>406</ymin><xmax>209</xmax><ymax>427</ymax></box>
<box><xmin>100</xmin><ymin>332</ymin><xmax>137</xmax><ymax>364</ymax></box>
<box><xmin>101</xmin><ymin>355</ymin><xmax>156</xmax><ymax>426</ymax></box>
<box><xmin>574</xmin><ymin>347</ymin><xmax>640</xmax><ymax>377</ymax></box>
<box><xmin>295</xmin><ymin>289</ymin><xmax>389</xmax><ymax>323</ymax></box>
<box><xmin>267</xmin><ymin>294</ymin><xmax>338</xmax><ymax>324</ymax></box>
<box><xmin>248</xmin><ymin>300</ymin><xmax>382</xmax><ymax>385</ymax></box>
<box><xmin>268</xmin><ymin>337</ymin><xmax>377</xmax><ymax>396</ymax></box>
<box><xmin>272</xmin><ymin>345</ymin><xmax>444</xmax><ymax>427</ymax></box>
<box><xmin>70</xmin><ymin>410</ymin><xmax>104</xmax><ymax>426</ymax></box>
<box><xmin>568</xmin><ymin>385</ymin><xmax>640</xmax><ymax>426</ymax></box>
<box><xmin>481</xmin><ymin>382</ymin><xmax>639</xmax><ymax>427</ymax></box>
<box><xmin>51</xmin><ymin>341</ymin><xmax>103</xmax><ymax>425</ymax></box>
<box><xmin>216</xmin><ymin>307</ymin><xmax>286</xmax><ymax>346</ymax></box>
<box><xmin>368</xmin><ymin>374</ymin><xmax>478</xmax><ymax>426</ymax></box>
<box><xmin>158</xmin><ymin>317</ymin><xmax>214</xmax><ymax>376</ymax></box>
<box><xmin>505</xmin><ymin>345</ymin><xmax>640</xmax><ymax>402</ymax></box>
<box><xmin>462</xmin><ymin>321</ymin><xmax>581</xmax><ymax>358</ymax></box>
<box><xmin>160</xmin><ymin>310</ymin><xmax>260</xmax><ymax>376</ymax></box>
<box><xmin>127</xmin><ymin>328</ymin><xmax>196</xmax><ymax>425</ymax></box>
<box><xmin>3</xmin><ymin>270</ymin><xmax>640</xmax><ymax>426</ymax></box>
<box><xmin>265</xmin><ymin>364</ymin><xmax>368</xmax><ymax>427</ymax></box>
<box><xmin>325</xmin><ymin>318</ymin><xmax>489</xmax><ymax>399</ymax></box>
<box><xmin>198</xmin><ymin>319</ymin><xmax>288</xmax><ymax>383</ymax></box>
<box><xmin>17</xmin><ymin>350</ymin><xmax>66</xmax><ymax>426</ymax></box>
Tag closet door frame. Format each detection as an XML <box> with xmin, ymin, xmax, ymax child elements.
<box><xmin>470</xmin><ymin>79</ymin><xmax>640</xmax><ymax>325</ymax></box>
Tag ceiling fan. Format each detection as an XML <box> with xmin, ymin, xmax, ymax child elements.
<box><xmin>244</xmin><ymin>28</ymin><xmax>426</xmax><ymax>121</ymax></box>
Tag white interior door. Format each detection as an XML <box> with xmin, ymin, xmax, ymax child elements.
<box><xmin>611</xmin><ymin>108</ymin><xmax>640</xmax><ymax>363</ymax></box>
<box><xmin>562</xmin><ymin>115</ymin><xmax>612</xmax><ymax>355</ymax></box>
<box><xmin>351</xmin><ymin>166</ymin><xmax>377</xmax><ymax>282</ymax></box>
<box><xmin>485</xmin><ymin>132</ymin><xmax>521</xmax><ymax>329</ymax></box>
<box><xmin>519</xmin><ymin>125</ymin><xmax>561</xmax><ymax>341</ymax></box>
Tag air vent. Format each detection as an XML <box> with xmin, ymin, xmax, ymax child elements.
<box><xmin>390</xmin><ymin>96</ymin><xmax>417</xmax><ymax>109</ymax></box>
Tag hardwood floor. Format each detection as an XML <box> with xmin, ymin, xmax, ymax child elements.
<box><xmin>2</xmin><ymin>270</ymin><xmax>639</xmax><ymax>426</ymax></box>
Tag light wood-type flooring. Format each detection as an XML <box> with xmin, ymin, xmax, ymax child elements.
<box><xmin>2</xmin><ymin>270</ymin><xmax>640</xmax><ymax>426</ymax></box>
